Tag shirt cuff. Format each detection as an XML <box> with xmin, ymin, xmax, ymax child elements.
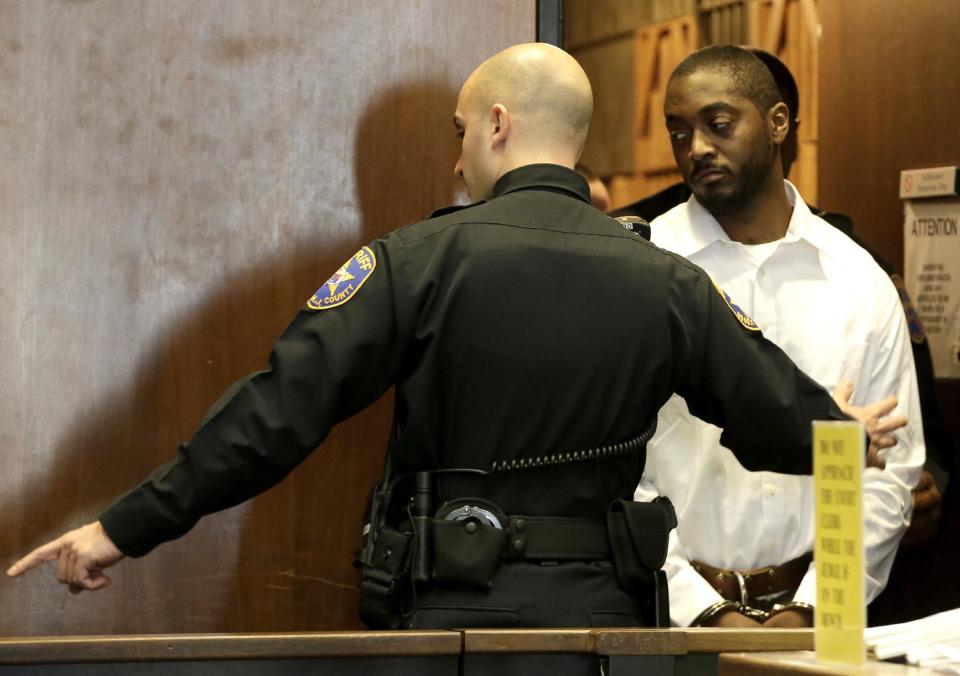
<box><xmin>668</xmin><ymin>563</ymin><xmax>727</xmax><ymax>626</ymax></box>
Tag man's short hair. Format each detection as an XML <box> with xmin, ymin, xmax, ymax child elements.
<box><xmin>669</xmin><ymin>45</ymin><xmax>781</xmax><ymax>114</ymax></box>
<box><xmin>747</xmin><ymin>48</ymin><xmax>799</xmax><ymax>122</ymax></box>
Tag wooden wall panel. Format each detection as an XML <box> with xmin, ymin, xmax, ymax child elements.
<box><xmin>569</xmin><ymin>14</ymin><xmax>694</xmax><ymax>207</ymax></box>
<box><xmin>0</xmin><ymin>0</ymin><xmax>534</xmax><ymax>635</ymax></box>
<box><xmin>574</xmin><ymin>37</ymin><xmax>636</xmax><ymax>176</ymax></box>
<box><xmin>565</xmin><ymin>0</ymin><xmax>651</xmax><ymax>46</ymax></box>
<box><xmin>566</xmin><ymin>0</ymin><xmax>693</xmax><ymax>45</ymax></box>
<box><xmin>746</xmin><ymin>0</ymin><xmax>819</xmax><ymax>202</ymax></box>
<box><xmin>818</xmin><ymin>0</ymin><xmax>960</xmax><ymax>271</ymax></box>
<box><xmin>818</xmin><ymin>0</ymin><xmax>960</xmax><ymax>621</ymax></box>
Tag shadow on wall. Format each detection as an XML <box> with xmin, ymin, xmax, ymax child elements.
<box><xmin>0</xmin><ymin>79</ymin><xmax>460</xmax><ymax>635</ymax></box>
<box><xmin>218</xmin><ymin>79</ymin><xmax>462</xmax><ymax>632</ymax></box>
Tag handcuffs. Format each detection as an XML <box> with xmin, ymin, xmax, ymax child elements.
<box><xmin>691</xmin><ymin>570</ymin><xmax>815</xmax><ymax>626</ymax></box>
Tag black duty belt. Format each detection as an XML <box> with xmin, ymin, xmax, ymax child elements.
<box><xmin>501</xmin><ymin>516</ymin><xmax>611</xmax><ymax>561</ymax></box>
<box><xmin>431</xmin><ymin>501</ymin><xmax>615</xmax><ymax>588</ymax></box>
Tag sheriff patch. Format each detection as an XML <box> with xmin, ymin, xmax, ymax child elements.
<box><xmin>891</xmin><ymin>274</ymin><xmax>926</xmax><ymax>344</ymax></box>
<box><xmin>711</xmin><ymin>278</ymin><xmax>760</xmax><ymax>332</ymax></box>
<box><xmin>306</xmin><ymin>246</ymin><xmax>377</xmax><ymax>311</ymax></box>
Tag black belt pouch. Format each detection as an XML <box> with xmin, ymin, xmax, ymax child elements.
<box><xmin>432</xmin><ymin>519</ymin><xmax>508</xmax><ymax>588</ymax></box>
<box><xmin>606</xmin><ymin>497</ymin><xmax>678</xmax><ymax>594</ymax></box>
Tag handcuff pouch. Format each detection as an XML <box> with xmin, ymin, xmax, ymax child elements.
<box><xmin>432</xmin><ymin>519</ymin><xmax>507</xmax><ymax>588</ymax></box>
<box><xmin>606</xmin><ymin>497</ymin><xmax>677</xmax><ymax>594</ymax></box>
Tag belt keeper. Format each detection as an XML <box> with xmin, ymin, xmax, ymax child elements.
<box><xmin>691</xmin><ymin>599</ymin><xmax>742</xmax><ymax>627</ymax></box>
<box><xmin>508</xmin><ymin>517</ymin><xmax>527</xmax><ymax>556</ymax></box>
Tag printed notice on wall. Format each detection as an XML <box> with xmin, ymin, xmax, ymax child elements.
<box><xmin>814</xmin><ymin>421</ymin><xmax>865</xmax><ymax>665</ymax></box>
<box><xmin>904</xmin><ymin>199</ymin><xmax>960</xmax><ymax>378</ymax></box>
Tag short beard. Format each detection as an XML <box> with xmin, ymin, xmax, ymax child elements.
<box><xmin>694</xmin><ymin>130</ymin><xmax>776</xmax><ymax>218</ymax></box>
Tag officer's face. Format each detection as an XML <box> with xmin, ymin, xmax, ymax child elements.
<box><xmin>453</xmin><ymin>84</ymin><xmax>498</xmax><ymax>201</ymax></box>
<box><xmin>664</xmin><ymin>70</ymin><xmax>779</xmax><ymax>217</ymax></box>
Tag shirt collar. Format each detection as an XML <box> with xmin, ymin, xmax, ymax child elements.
<box><xmin>678</xmin><ymin>180</ymin><xmax>833</xmax><ymax>257</ymax></box>
<box><xmin>491</xmin><ymin>164</ymin><xmax>591</xmax><ymax>204</ymax></box>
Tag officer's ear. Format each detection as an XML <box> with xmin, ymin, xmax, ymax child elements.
<box><xmin>768</xmin><ymin>101</ymin><xmax>790</xmax><ymax>145</ymax></box>
<box><xmin>489</xmin><ymin>103</ymin><xmax>510</xmax><ymax>150</ymax></box>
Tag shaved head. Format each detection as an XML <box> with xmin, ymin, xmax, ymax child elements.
<box><xmin>453</xmin><ymin>43</ymin><xmax>594</xmax><ymax>199</ymax></box>
<box><xmin>463</xmin><ymin>43</ymin><xmax>593</xmax><ymax>153</ymax></box>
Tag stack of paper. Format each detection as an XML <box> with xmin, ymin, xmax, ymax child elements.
<box><xmin>866</xmin><ymin>608</ymin><xmax>960</xmax><ymax>672</ymax></box>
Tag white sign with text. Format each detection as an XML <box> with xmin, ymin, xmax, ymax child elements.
<box><xmin>904</xmin><ymin>199</ymin><xmax>960</xmax><ymax>378</ymax></box>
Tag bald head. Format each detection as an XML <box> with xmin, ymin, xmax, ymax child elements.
<box><xmin>463</xmin><ymin>43</ymin><xmax>593</xmax><ymax>155</ymax></box>
<box><xmin>453</xmin><ymin>44</ymin><xmax>594</xmax><ymax>199</ymax></box>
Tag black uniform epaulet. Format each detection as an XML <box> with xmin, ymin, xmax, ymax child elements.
<box><xmin>615</xmin><ymin>215</ymin><xmax>651</xmax><ymax>241</ymax></box>
<box><xmin>427</xmin><ymin>201</ymin><xmax>483</xmax><ymax>219</ymax></box>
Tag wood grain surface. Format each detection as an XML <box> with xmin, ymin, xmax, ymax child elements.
<box><xmin>0</xmin><ymin>0</ymin><xmax>534</xmax><ymax>635</ymax></box>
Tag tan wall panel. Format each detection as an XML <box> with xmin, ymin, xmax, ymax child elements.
<box><xmin>0</xmin><ymin>0</ymin><xmax>534</xmax><ymax>635</ymax></box>
<box><xmin>576</xmin><ymin>37</ymin><xmax>636</xmax><ymax>176</ymax></box>
<box><xmin>566</xmin><ymin>0</ymin><xmax>650</xmax><ymax>46</ymax></box>
<box><xmin>745</xmin><ymin>0</ymin><xmax>819</xmax><ymax>203</ymax></box>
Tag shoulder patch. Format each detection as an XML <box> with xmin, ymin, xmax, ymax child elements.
<box><xmin>711</xmin><ymin>278</ymin><xmax>760</xmax><ymax>332</ymax></box>
<box><xmin>306</xmin><ymin>246</ymin><xmax>377</xmax><ymax>311</ymax></box>
<box><xmin>890</xmin><ymin>274</ymin><xmax>926</xmax><ymax>343</ymax></box>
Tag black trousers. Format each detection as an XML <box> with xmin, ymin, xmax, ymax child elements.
<box><xmin>405</xmin><ymin>560</ymin><xmax>647</xmax><ymax>676</ymax></box>
<box><xmin>406</xmin><ymin>559</ymin><xmax>647</xmax><ymax>629</ymax></box>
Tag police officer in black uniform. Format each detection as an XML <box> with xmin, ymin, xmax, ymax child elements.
<box><xmin>8</xmin><ymin>44</ymin><xmax>906</xmax><ymax>637</ymax></box>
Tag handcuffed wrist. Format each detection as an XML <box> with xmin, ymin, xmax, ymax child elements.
<box><xmin>691</xmin><ymin>600</ymin><xmax>742</xmax><ymax>627</ymax></box>
<box><xmin>768</xmin><ymin>601</ymin><xmax>815</xmax><ymax>620</ymax></box>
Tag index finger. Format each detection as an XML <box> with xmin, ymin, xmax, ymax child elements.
<box><xmin>6</xmin><ymin>539</ymin><xmax>63</xmax><ymax>577</ymax></box>
<box><xmin>862</xmin><ymin>395</ymin><xmax>899</xmax><ymax>420</ymax></box>
<box><xmin>871</xmin><ymin>414</ymin><xmax>907</xmax><ymax>435</ymax></box>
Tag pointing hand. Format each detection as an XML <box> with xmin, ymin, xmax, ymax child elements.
<box><xmin>7</xmin><ymin>521</ymin><xmax>124</xmax><ymax>593</ymax></box>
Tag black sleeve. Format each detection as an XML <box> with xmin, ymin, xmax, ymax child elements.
<box><xmin>674</xmin><ymin>270</ymin><xmax>848</xmax><ymax>475</ymax></box>
<box><xmin>100</xmin><ymin>239</ymin><xmax>412</xmax><ymax>557</ymax></box>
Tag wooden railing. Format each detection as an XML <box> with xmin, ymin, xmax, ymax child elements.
<box><xmin>0</xmin><ymin>628</ymin><xmax>813</xmax><ymax>674</ymax></box>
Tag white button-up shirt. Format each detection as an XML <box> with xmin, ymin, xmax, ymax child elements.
<box><xmin>636</xmin><ymin>181</ymin><xmax>925</xmax><ymax>627</ymax></box>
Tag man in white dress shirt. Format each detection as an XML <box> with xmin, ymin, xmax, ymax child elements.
<box><xmin>635</xmin><ymin>45</ymin><xmax>925</xmax><ymax>628</ymax></box>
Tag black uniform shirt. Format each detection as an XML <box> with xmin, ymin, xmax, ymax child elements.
<box><xmin>100</xmin><ymin>164</ymin><xmax>846</xmax><ymax>557</ymax></box>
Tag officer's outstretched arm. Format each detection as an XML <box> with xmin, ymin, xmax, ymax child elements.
<box><xmin>9</xmin><ymin>240</ymin><xmax>412</xmax><ymax>582</ymax></box>
<box><xmin>676</xmin><ymin>274</ymin><xmax>903</xmax><ymax>475</ymax></box>
<box><xmin>7</xmin><ymin>521</ymin><xmax>123</xmax><ymax>594</ymax></box>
